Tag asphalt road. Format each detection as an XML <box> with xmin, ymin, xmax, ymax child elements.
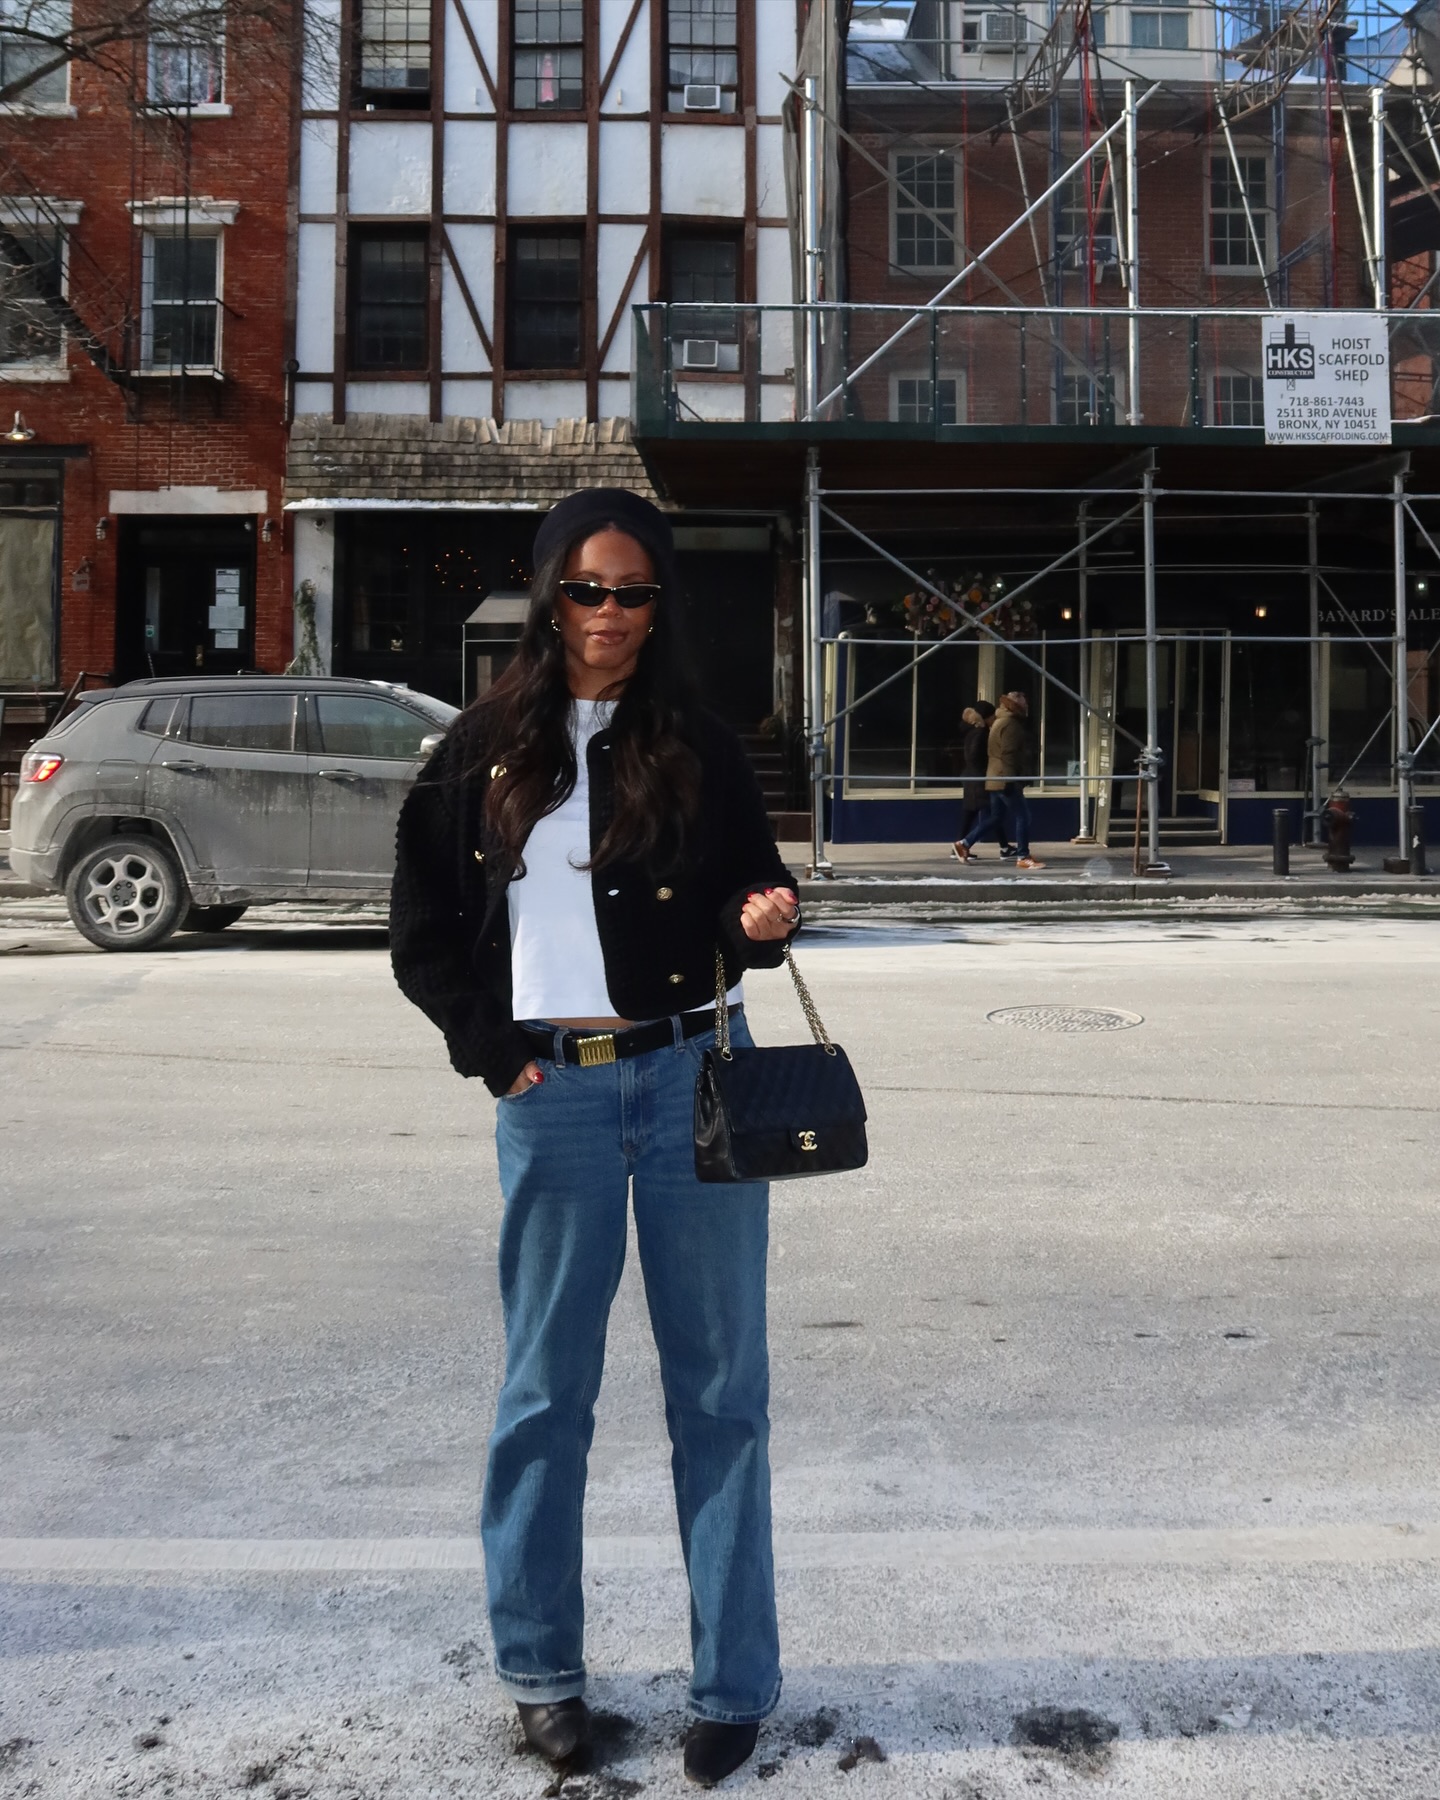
<box><xmin>3</xmin><ymin>915</ymin><xmax>1439</xmax><ymax>1798</ymax></box>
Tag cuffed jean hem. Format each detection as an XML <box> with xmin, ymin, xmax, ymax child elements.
<box><xmin>495</xmin><ymin>1666</ymin><xmax>587</xmax><ymax>1705</ymax></box>
<box><xmin>688</xmin><ymin>1674</ymin><xmax>783</xmax><ymax>1727</ymax></box>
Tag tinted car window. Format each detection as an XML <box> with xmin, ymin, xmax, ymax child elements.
<box><xmin>187</xmin><ymin>693</ymin><xmax>296</xmax><ymax>752</ymax></box>
<box><xmin>138</xmin><ymin>697</ymin><xmax>181</xmax><ymax>737</ymax></box>
<box><xmin>315</xmin><ymin>695</ymin><xmax>434</xmax><ymax>759</ymax></box>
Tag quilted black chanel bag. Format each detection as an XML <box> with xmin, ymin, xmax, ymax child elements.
<box><xmin>694</xmin><ymin>947</ymin><xmax>868</xmax><ymax>1183</ymax></box>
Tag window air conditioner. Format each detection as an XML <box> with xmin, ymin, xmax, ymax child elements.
<box><xmin>681</xmin><ymin>338</ymin><xmax>721</xmax><ymax>370</ymax></box>
<box><xmin>683</xmin><ymin>83</ymin><xmax>722</xmax><ymax>109</ymax></box>
<box><xmin>981</xmin><ymin>11</ymin><xmax>1024</xmax><ymax>43</ymax></box>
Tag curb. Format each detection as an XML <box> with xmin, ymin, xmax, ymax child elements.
<box><xmin>798</xmin><ymin>878</ymin><xmax>1439</xmax><ymax>905</ymax></box>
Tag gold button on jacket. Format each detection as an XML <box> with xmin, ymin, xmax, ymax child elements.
<box><xmin>656</xmin><ymin>886</ymin><xmax>674</xmax><ymax>901</ymax></box>
<box><xmin>668</xmin><ymin>972</ymin><xmax>684</xmax><ymax>985</ymax></box>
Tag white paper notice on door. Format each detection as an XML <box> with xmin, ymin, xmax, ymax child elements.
<box><xmin>215</xmin><ymin>568</ymin><xmax>242</xmax><ymax>595</ymax></box>
<box><xmin>208</xmin><ymin>604</ymin><xmax>245</xmax><ymax>630</ymax></box>
<box><xmin>1262</xmin><ymin>313</ymin><xmax>1391</xmax><ymax>445</ymax></box>
<box><xmin>213</xmin><ymin>630</ymin><xmax>240</xmax><ymax>649</ymax></box>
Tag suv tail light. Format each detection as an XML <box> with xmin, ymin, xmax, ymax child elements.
<box><xmin>20</xmin><ymin>753</ymin><xmax>63</xmax><ymax>783</ymax></box>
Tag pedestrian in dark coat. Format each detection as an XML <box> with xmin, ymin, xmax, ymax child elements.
<box><xmin>951</xmin><ymin>700</ymin><xmax>999</xmax><ymax>859</ymax></box>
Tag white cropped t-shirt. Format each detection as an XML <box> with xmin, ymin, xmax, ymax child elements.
<box><xmin>507</xmin><ymin>699</ymin><xmax>741</xmax><ymax>1022</ymax></box>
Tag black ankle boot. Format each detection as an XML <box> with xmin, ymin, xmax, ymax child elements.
<box><xmin>516</xmin><ymin>1697</ymin><xmax>592</xmax><ymax>1765</ymax></box>
<box><xmin>683</xmin><ymin>1719</ymin><xmax>760</xmax><ymax>1787</ymax></box>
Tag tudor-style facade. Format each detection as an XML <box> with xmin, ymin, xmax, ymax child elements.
<box><xmin>288</xmin><ymin>0</ymin><xmax>804</xmax><ymax>781</ymax></box>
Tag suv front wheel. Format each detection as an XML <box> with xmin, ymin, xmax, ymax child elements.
<box><xmin>65</xmin><ymin>835</ymin><xmax>188</xmax><ymax>951</ymax></box>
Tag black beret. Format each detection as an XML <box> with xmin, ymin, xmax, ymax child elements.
<box><xmin>532</xmin><ymin>487</ymin><xmax>674</xmax><ymax>572</ymax></box>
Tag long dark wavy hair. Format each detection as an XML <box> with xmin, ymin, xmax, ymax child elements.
<box><xmin>462</xmin><ymin>522</ymin><xmax>702</xmax><ymax>873</ymax></box>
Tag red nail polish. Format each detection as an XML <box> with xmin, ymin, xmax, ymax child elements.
<box><xmin>532</xmin><ymin>1070</ymin><xmax>545</xmax><ymax>1085</ymax></box>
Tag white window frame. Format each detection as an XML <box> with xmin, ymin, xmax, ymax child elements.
<box><xmin>1206</xmin><ymin>150</ymin><xmax>1274</xmax><ymax>277</ymax></box>
<box><xmin>0</xmin><ymin>198</ymin><xmax>79</xmax><ymax>380</ymax></box>
<box><xmin>0</xmin><ymin>0</ymin><xmax>72</xmax><ymax>112</ymax></box>
<box><xmin>889</xmin><ymin>368</ymin><xmax>965</xmax><ymax>425</ymax></box>
<box><xmin>139</xmin><ymin>226</ymin><xmax>225</xmax><ymax>374</ymax></box>
<box><xmin>890</xmin><ymin>148</ymin><xmax>960</xmax><ymax>276</ymax></box>
<box><xmin>1055</xmin><ymin>364</ymin><xmax>1127</xmax><ymax>425</ymax></box>
<box><xmin>144</xmin><ymin>0</ymin><xmax>227</xmax><ymax>113</ymax></box>
<box><xmin>1207</xmin><ymin>363</ymin><xmax>1264</xmax><ymax>427</ymax></box>
<box><xmin>1129</xmin><ymin>0</ymin><xmax>1189</xmax><ymax>49</ymax></box>
<box><xmin>1053</xmin><ymin>155</ymin><xmax>1120</xmax><ymax>273</ymax></box>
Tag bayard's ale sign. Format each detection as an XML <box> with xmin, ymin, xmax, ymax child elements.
<box><xmin>1261</xmin><ymin>313</ymin><xmax>1391</xmax><ymax>446</ymax></box>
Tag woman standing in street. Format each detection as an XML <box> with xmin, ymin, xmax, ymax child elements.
<box><xmin>390</xmin><ymin>489</ymin><xmax>800</xmax><ymax>1789</ymax></box>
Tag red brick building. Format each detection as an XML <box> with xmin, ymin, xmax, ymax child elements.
<box><xmin>0</xmin><ymin>4</ymin><xmax>298</xmax><ymax>736</ymax></box>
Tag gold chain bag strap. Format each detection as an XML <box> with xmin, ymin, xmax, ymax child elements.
<box><xmin>694</xmin><ymin>943</ymin><xmax>867</xmax><ymax>1183</ymax></box>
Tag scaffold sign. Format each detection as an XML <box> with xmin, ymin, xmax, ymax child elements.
<box><xmin>1262</xmin><ymin>314</ymin><xmax>1391</xmax><ymax>446</ymax></box>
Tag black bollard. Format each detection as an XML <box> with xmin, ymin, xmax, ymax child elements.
<box><xmin>1410</xmin><ymin>804</ymin><xmax>1429</xmax><ymax>878</ymax></box>
<box><xmin>1272</xmin><ymin>807</ymin><xmax>1291</xmax><ymax>877</ymax></box>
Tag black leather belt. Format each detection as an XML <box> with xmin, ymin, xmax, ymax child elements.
<box><xmin>521</xmin><ymin>1006</ymin><xmax>741</xmax><ymax>1069</ymax></box>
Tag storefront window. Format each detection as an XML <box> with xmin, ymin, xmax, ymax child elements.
<box><xmin>1229</xmin><ymin>640</ymin><xmax>1310</xmax><ymax>791</ymax></box>
<box><xmin>1327</xmin><ymin>641</ymin><xmax>1395</xmax><ymax>788</ymax></box>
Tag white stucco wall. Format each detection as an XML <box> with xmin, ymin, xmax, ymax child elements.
<box><xmin>444</xmin><ymin>119</ymin><xmax>497</xmax><ymax>215</ymax></box>
<box><xmin>598</xmin><ymin>122</ymin><xmax>649</xmax><ymax>214</ymax></box>
<box><xmin>345</xmin><ymin>381</ymin><xmax>429</xmax><ymax>415</ymax></box>
<box><xmin>293</xmin><ymin>512</ymin><xmax>336</xmax><ymax>673</ymax></box>
<box><xmin>507</xmin><ymin>123</ymin><xmax>587</xmax><ymax>216</ymax></box>
<box><xmin>299</xmin><ymin>118</ymin><xmax>338</xmax><ymax>215</ymax></box>
<box><xmin>660</xmin><ymin>125</ymin><xmax>746</xmax><ymax>216</ymax></box>
<box><xmin>443</xmin><ymin>0</ymin><xmax>494</xmax><ymax>111</ymax></box>
<box><xmin>503</xmin><ymin>379</ymin><xmax>587</xmax><ymax>425</ymax></box>
<box><xmin>349</xmin><ymin>122</ymin><xmax>432</xmax><ymax>215</ymax></box>
<box><xmin>754</xmin><ymin>2</ymin><xmax>797</xmax><ymax>115</ymax></box>
<box><xmin>599</xmin><ymin>0</ymin><xmax>652</xmax><ymax>106</ymax></box>
<box><xmin>442</xmin><ymin>223</ymin><xmax>495</xmax><ymax>366</ymax></box>
<box><xmin>296</xmin><ymin>223</ymin><xmax>336</xmax><ymax>371</ymax></box>
<box><xmin>441</xmin><ymin>379</ymin><xmax>494</xmax><ymax>416</ymax></box>
<box><xmin>756</xmin><ymin>122</ymin><xmax>787</xmax><ymax>215</ymax></box>
<box><xmin>597</xmin><ymin>222</ymin><xmax>648</xmax><ymax>372</ymax></box>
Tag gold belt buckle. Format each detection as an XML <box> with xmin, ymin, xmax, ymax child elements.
<box><xmin>575</xmin><ymin>1032</ymin><xmax>618</xmax><ymax>1067</ymax></box>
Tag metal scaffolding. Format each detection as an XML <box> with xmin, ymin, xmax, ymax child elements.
<box><xmin>800</xmin><ymin>455</ymin><xmax>1438</xmax><ymax>873</ymax></box>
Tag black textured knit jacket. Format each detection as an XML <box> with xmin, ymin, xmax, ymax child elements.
<box><xmin>390</xmin><ymin>706</ymin><xmax>799</xmax><ymax>1095</ymax></box>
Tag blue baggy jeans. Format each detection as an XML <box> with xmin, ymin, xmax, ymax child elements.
<box><xmin>484</xmin><ymin>1012</ymin><xmax>781</xmax><ymax>1724</ymax></box>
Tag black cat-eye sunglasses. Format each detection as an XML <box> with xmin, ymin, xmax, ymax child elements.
<box><xmin>557</xmin><ymin>580</ymin><xmax>662</xmax><ymax>609</ymax></box>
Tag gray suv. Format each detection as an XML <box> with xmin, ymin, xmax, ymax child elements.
<box><xmin>10</xmin><ymin>676</ymin><xmax>458</xmax><ymax>950</ymax></box>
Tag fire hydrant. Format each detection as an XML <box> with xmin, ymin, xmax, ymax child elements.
<box><xmin>1322</xmin><ymin>790</ymin><xmax>1355</xmax><ymax>871</ymax></box>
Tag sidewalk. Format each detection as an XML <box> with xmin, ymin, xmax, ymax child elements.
<box><xmin>780</xmin><ymin>838</ymin><xmax>1440</xmax><ymax>907</ymax></box>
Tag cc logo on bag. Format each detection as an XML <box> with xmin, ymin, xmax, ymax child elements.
<box><xmin>798</xmin><ymin>1131</ymin><xmax>818</xmax><ymax>1152</ymax></box>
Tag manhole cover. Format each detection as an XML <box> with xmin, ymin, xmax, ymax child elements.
<box><xmin>987</xmin><ymin>1005</ymin><xmax>1142</xmax><ymax>1033</ymax></box>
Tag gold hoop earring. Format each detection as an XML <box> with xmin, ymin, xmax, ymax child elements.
<box><xmin>550</xmin><ymin>617</ymin><xmax>560</xmax><ymax>633</ymax></box>
<box><xmin>647</xmin><ymin>624</ymin><xmax>655</xmax><ymax>635</ymax></box>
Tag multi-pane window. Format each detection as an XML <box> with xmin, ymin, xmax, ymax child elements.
<box><xmin>356</xmin><ymin>0</ymin><xmax>430</xmax><ymax>108</ymax></box>
<box><xmin>147</xmin><ymin>7</ymin><xmax>224</xmax><ymax>106</ymax></box>
<box><xmin>512</xmin><ymin>0</ymin><xmax>583</xmax><ymax>110</ymax></box>
<box><xmin>1056</xmin><ymin>163</ymin><xmax>1117</xmax><ymax>268</ymax></box>
<box><xmin>1131</xmin><ymin>0</ymin><xmax>1188</xmax><ymax>47</ymax></box>
<box><xmin>893</xmin><ymin>152</ymin><xmax>957</xmax><ymax>271</ymax></box>
<box><xmin>1057</xmin><ymin>370</ymin><xmax>1121</xmax><ymax>425</ymax></box>
<box><xmin>508</xmin><ymin>231</ymin><xmax>582</xmax><ymax>368</ymax></box>
<box><xmin>350</xmin><ymin>230</ymin><xmax>428</xmax><ymax>370</ymax></box>
<box><xmin>893</xmin><ymin>375</ymin><xmax>959</xmax><ymax>425</ymax></box>
<box><xmin>0</xmin><ymin>227</ymin><xmax>62</xmax><ymax>364</ymax></box>
<box><xmin>0</xmin><ymin>0</ymin><xmax>69</xmax><ymax>105</ymax></box>
<box><xmin>666</xmin><ymin>0</ymin><xmax>738</xmax><ymax>112</ymax></box>
<box><xmin>1211</xmin><ymin>371</ymin><xmax>1264</xmax><ymax>426</ymax></box>
<box><xmin>143</xmin><ymin>234</ymin><xmax>220</xmax><ymax>369</ymax></box>
<box><xmin>667</xmin><ymin>233</ymin><xmax>739</xmax><ymax>341</ymax></box>
<box><xmin>1210</xmin><ymin>152</ymin><xmax>1270</xmax><ymax>270</ymax></box>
